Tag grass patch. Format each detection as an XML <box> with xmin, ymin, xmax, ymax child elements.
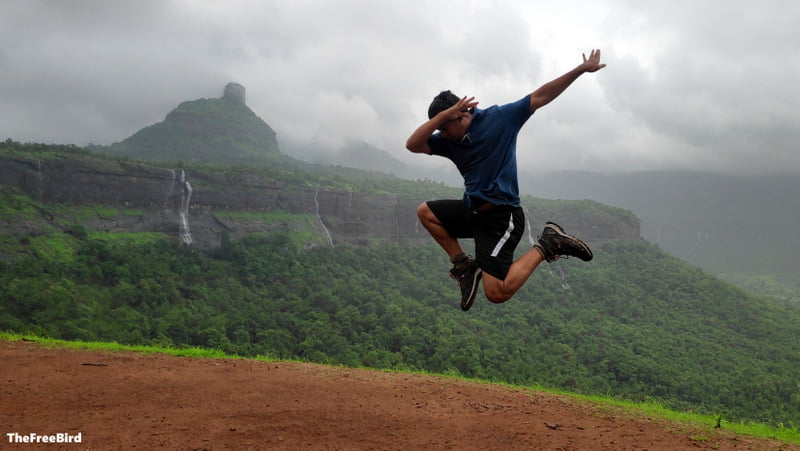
<box><xmin>0</xmin><ymin>332</ymin><xmax>260</xmax><ymax>360</ymax></box>
<box><xmin>87</xmin><ymin>231</ymin><xmax>167</xmax><ymax>245</ymax></box>
<box><xmin>2</xmin><ymin>332</ymin><xmax>798</xmax><ymax>446</ymax></box>
<box><xmin>215</xmin><ymin>210</ymin><xmax>327</xmax><ymax>246</ymax></box>
<box><xmin>214</xmin><ymin>209</ymin><xmax>313</xmax><ymax>224</ymax></box>
<box><xmin>0</xmin><ymin>191</ymin><xmax>41</xmax><ymax>219</ymax></box>
<box><xmin>559</xmin><ymin>393</ymin><xmax>800</xmax><ymax>445</ymax></box>
<box><xmin>29</xmin><ymin>233</ymin><xmax>81</xmax><ymax>262</ymax></box>
<box><xmin>59</xmin><ymin>205</ymin><xmax>147</xmax><ymax>222</ymax></box>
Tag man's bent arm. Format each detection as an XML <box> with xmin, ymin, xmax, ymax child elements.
<box><xmin>406</xmin><ymin>118</ymin><xmax>440</xmax><ymax>154</ymax></box>
<box><xmin>406</xmin><ymin>96</ymin><xmax>478</xmax><ymax>154</ymax></box>
<box><xmin>529</xmin><ymin>49</ymin><xmax>606</xmax><ymax>112</ymax></box>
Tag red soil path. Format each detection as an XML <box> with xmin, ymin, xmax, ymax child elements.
<box><xmin>1</xmin><ymin>340</ymin><xmax>795</xmax><ymax>450</ymax></box>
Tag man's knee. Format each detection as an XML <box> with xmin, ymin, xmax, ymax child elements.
<box><xmin>483</xmin><ymin>280</ymin><xmax>513</xmax><ymax>304</ymax></box>
<box><xmin>416</xmin><ymin>202</ymin><xmax>432</xmax><ymax>222</ymax></box>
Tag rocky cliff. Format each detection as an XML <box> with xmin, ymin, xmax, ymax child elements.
<box><xmin>0</xmin><ymin>148</ymin><xmax>640</xmax><ymax>251</ymax></box>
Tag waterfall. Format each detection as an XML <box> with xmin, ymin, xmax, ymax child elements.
<box><xmin>35</xmin><ymin>159</ymin><xmax>43</xmax><ymax>199</ymax></box>
<box><xmin>177</xmin><ymin>170</ymin><xmax>193</xmax><ymax>245</ymax></box>
<box><xmin>556</xmin><ymin>266</ymin><xmax>571</xmax><ymax>290</ymax></box>
<box><xmin>689</xmin><ymin>230</ymin><xmax>703</xmax><ymax>253</ymax></box>
<box><xmin>173</xmin><ymin>170</ymin><xmax>193</xmax><ymax>245</ymax></box>
<box><xmin>314</xmin><ymin>187</ymin><xmax>334</xmax><ymax>246</ymax></box>
<box><xmin>525</xmin><ymin>206</ymin><xmax>569</xmax><ymax>290</ymax></box>
<box><xmin>165</xmin><ymin>169</ymin><xmax>175</xmax><ymax>206</ymax></box>
<box><xmin>545</xmin><ymin>264</ymin><xmax>572</xmax><ymax>291</ymax></box>
<box><xmin>390</xmin><ymin>192</ymin><xmax>400</xmax><ymax>241</ymax></box>
<box><xmin>523</xmin><ymin>206</ymin><xmax>536</xmax><ymax>247</ymax></box>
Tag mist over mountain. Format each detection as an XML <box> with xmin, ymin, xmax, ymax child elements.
<box><xmin>521</xmin><ymin>170</ymin><xmax>800</xmax><ymax>299</ymax></box>
<box><xmin>282</xmin><ymin>139</ymin><xmax>464</xmax><ymax>187</ymax></box>
<box><xmin>285</xmin><ymin>140</ymin><xmax>408</xmax><ymax>175</ymax></box>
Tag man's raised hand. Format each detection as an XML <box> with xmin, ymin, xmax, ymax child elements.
<box><xmin>581</xmin><ymin>49</ymin><xmax>606</xmax><ymax>73</ymax></box>
<box><xmin>444</xmin><ymin>96</ymin><xmax>479</xmax><ymax>120</ymax></box>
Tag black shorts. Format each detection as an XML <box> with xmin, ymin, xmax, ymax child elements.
<box><xmin>427</xmin><ymin>199</ymin><xmax>525</xmax><ymax>280</ymax></box>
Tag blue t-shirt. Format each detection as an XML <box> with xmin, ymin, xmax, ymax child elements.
<box><xmin>427</xmin><ymin>95</ymin><xmax>533</xmax><ymax>208</ymax></box>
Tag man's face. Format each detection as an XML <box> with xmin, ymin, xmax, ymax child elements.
<box><xmin>439</xmin><ymin>111</ymin><xmax>472</xmax><ymax>141</ymax></box>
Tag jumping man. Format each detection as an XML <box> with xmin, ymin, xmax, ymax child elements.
<box><xmin>406</xmin><ymin>49</ymin><xmax>606</xmax><ymax>311</ymax></box>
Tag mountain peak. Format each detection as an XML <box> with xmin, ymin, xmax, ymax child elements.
<box><xmin>223</xmin><ymin>82</ymin><xmax>246</xmax><ymax>105</ymax></box>
<box><xmin>104</xmin><ymin>84</ymin><xmax>281</xmax><ymax>164</ymax></box>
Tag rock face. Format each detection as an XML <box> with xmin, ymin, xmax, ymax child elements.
<box><xmin>223</xmin><ymin>82</ymin><xmax>246</xmax><ymax>105</ymax></box>
<box><xmin>0</xmin><ymin>153</ymin><xmax>640</xmax><ymax>251</ymax></box>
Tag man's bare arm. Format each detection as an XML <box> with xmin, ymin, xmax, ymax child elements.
<box><xmin>406</xmin><ymin>117</ymin><xmax>442</xmax><ymax>154</ymax></box>
<box><xmin>529</xmin><ymin>49</ymin><xmax>606</xmax><ymax>112</ymax></box>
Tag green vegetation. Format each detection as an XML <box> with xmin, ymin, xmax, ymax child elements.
<box><xmin>0</xmin><ymin>138</ymin><xmax>94</xmax><ymax>159</ymax></box>
<box><xmin>568</xmin><ymin>393</ymin><xmax>800</xmax><ymax>445</ymax></box>
<box><xmin>721</xmin><ymin>273</ymin><xmax>800</xmax><ymax>305</ymax></box>
<box><xmin>63</xmin><ymin>205</ymin><xmax>145</xmax><ymax>222</ymax></box>
<box><xmin>3</xmin><ymin>332</ymin><xmax>798</xmax><ymax>446</ymax></box>
<box><xmin>0</xmin><ymin>191</ymin><xmax>40</xmax><ymax>219</ymax></box>
<box><xmin>214</xmin><ymin>210</ymin><xmax>325</xmax><ymax>245</ymax></box>
<box><xmin>214</xmin><ymin>209</ymin><xmax>313</xmax><ymax>224</ymax></box>
<box><xmin>1</xmin><ymin>228</ymin><xmax>799</xmax><ymax>428</ymax></box>
<box><xmin>1</xmin><ymin>332</ymin><xmax>237</xmax><ymax>360</ymax></box>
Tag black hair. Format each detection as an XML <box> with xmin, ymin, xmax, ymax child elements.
<box><xmin>427</xmin><ymin>90</ymin><xmax>460</xmax><ymax>119</ymax></box>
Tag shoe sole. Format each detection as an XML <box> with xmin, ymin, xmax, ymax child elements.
<box><xmin>544</xmin><ymin>222</ymin><xmax>593</xmax><ymax>261</ymax></box>
<box><xmin>460</xmin><ymin>268</ymin><xmax>483</xmax><ymax>311</ymax></box>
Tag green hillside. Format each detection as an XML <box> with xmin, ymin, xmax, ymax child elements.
<box><xmin>98</xmin><ymin>83</ymin><xmax>280</xmax><ymax>164</ymax></box>
<box><xmin>1</xmin><ymin>146</ymin><xmax>799</xmax><ymax>427</ymax></box>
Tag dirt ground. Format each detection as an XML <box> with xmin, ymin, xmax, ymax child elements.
<box><xmin>1</xmin><ymin>340</ymin><xmax>796</xmax><ymax>450</ymax></box>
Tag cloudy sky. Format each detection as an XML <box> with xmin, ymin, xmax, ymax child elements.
<box><xmin>2</xmin><ymin>0</ymin><xmax>798</xmax><ymax>174</ymax></box>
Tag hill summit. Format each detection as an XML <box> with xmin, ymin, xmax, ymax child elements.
<box><xmin>104</xmin><ymin>83</ymin><xmax>280</xmax><ymax>164</ymax></box>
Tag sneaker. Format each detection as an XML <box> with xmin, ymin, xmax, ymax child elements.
<box><xmin>450</xmin><ymin>258</ymin><xmax>483</xmax><ymax>311</ymax></box>
<box><xmin>535</xmin><ymin>222</ymin><xmax>593</xmax><ymax>263</ymax></box>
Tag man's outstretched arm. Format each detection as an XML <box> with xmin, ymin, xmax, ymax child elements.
<box><xmin>528</xmin><ymin>49</ymin><xmax>606</xmax><ymax>112</ymax></box>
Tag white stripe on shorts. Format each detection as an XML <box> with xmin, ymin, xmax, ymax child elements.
<box><xmin>490</xmin><ymin>213</ymin><xmax>515</xmax><ymax>257</ymax></box>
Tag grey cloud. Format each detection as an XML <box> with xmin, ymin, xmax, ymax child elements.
<box><xmin>1</xmin><ymin>0</ymin><xmax>798</xmax><ymax>174</ymax></box>
<box><xmin>595</xmin><ymin>0</ymin><xmax>800</xmax><ymax>172</ymax></box>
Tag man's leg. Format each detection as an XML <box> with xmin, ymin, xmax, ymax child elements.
<box><xmin>482</xmin><ymin>221</ymin><xmax>593</xmax><ymax>304</ymax></box>
<box><xmin>416</xmin><ymin>202</ymin><xmax>464</xmax><ymax>258</ymax></box>
<box><xmin>482</xmin><ymin>246</ymin><xmax>545</xmax><ymax>303</ymax></box>
<box><xmin>417</xmin><ymin>201</ymin><xmax>483</xmax><ymax>311</ymax></box>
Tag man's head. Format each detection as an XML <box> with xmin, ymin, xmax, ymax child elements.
<box><xmin>428</xmin><ymin>90</ymin><xmax>460</xmax><ymax>119</ymax></box>
<box><xmin>428</xmin><ymin>90</ymin><xmax>474</xmax><ymax>140</ymax></box>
